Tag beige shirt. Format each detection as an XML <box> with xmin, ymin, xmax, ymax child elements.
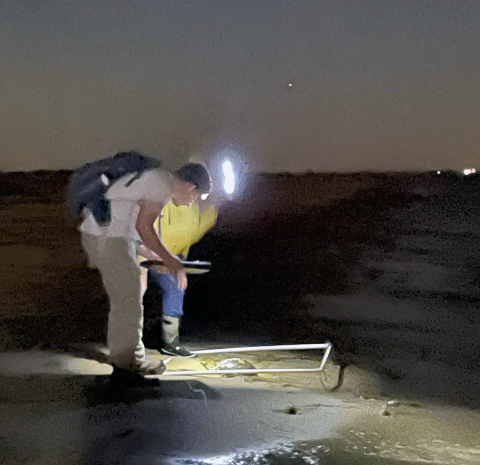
<box><xmin>80</xmin><ymin>169</ymin><xmax>173</xmax><ymax>240</ymax></box>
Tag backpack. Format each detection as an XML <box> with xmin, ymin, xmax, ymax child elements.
<box><xmin>66</xmin><ymin>151</ymin><xmax>162</xmax><ymax>225</ymax></box>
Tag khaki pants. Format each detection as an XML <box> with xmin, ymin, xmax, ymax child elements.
<box><xmin>81</xmin><ymin>233</ymin><xmax>146</xmax><ymax>370</ymax></box>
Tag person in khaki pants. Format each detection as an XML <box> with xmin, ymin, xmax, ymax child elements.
<box><xmin>139</xmin><ymin>196</ymin><xmax>220</xmax><ymax>357</ymax></box>
<box><xmin>80</xmin><ymin>162</ymin><xmax>212</xmax><ymax>377</ymax></box>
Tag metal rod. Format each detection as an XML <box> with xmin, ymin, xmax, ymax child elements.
<box><xmin>319</xmin><ymin>343</ymin><xmax>332</xmax><ymax>371</ymax></box>
<box><xmin>191</xmin><ymin>343</ymin><xmax>331</xmax><ymax>355</ymax></box>
<box><xmin>148</xmin><ymin>342</ymin><xmax>333</xmax><ymax>378</ymax></box>
<box><xmin>160</xmin><ymin>366</ymin><xmax>326</xmax><ymax>376</ymax></box>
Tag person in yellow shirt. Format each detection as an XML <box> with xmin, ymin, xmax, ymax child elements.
<box><xmin>139</xmin><ymin>196</ymin><xmax>219</xmax><ymax>357</ymax></box>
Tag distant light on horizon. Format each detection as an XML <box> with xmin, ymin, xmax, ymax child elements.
<box><xmin>222</xmin><ymin>159</ymin><xmax>236</xmax><ymax>195</ymax></box>
<box><xmin>437</xmin><ymin>171</ymin><xmax>441</xmax><ymax>174</ymax></box>
<box><xmin>463</xmin><ymin>168</ymin><xmax>477</xmax><ymax>176</ymax></box>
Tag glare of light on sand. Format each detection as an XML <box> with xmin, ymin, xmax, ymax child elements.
<box><xmin>463</xmin><ymin>168</ymin><xmax>477</xmax><ymax>176</ymax></box>
<box><xmin>199</xmin><ymin>455</ymin><xmax>237</xmax><ymax>464</ymax></box>
<box><xmin>222</xmin><ymin>159</ymin><xmax>235</xmax><ymax>195</ymax></box>
<box><xmin>288</xmin><ymin>82</ymin><xmax>293</xmax><ymax>87</ymax></box>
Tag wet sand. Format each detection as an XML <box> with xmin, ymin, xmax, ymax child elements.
<box><xmin>1</xmin><ymin>170</ymin><xmax>480</xmax><ymax>463</ymax></box>
<box><xmin>0</xmin><ymin>347</ymin><xmax>479</xmax><ymax>464</ymax></box>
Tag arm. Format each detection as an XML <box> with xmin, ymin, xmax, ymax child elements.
<box><xmin>135</xmin><ymin>200</ymin><xmax>183</xmax><ymax>276</ymax></box>
<box><xmin>191</xmin><ymin>204</ymin><xmax>218</xmax><ymax>244</ymax></box>
<box><xmin>136</xmin><ymin>243</ymin><xmax>160</xmax><ymax>261</ymax></box>
<box><xmin>192</xmin><ymin>193</ymin><xmax>224</xmax><ymax>244</ymax></box>
<box><xmin>136</xmin><ymin>215</ymin><xmax>162</xmax><ymax>260</ymax></box>
<box><xmin>136</xmin><ymin>212</ymin><xmax>188</xmax><ymax>290</ymax></box>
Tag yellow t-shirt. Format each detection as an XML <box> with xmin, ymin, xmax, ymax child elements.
<box><xmin>139</xmin><ymin>200</ymin><xmax>218</xmax><ymax>260</ymax></box>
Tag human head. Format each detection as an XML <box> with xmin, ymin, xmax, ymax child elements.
<box><xmin>172</xmin><ymin>163</ymin><xmax>212</xmax><ymax>205</ymax></box>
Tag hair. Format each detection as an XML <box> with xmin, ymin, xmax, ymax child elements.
<box><xmin>175</xmin><ymin>163</ymin><xmax>212</xmax><ymax>193</ymax></box>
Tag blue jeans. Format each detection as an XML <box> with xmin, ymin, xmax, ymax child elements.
<box><xmin>148</xmin><ymin>271</ymin><xmax>185</xmax><ymax>318</ymax></box>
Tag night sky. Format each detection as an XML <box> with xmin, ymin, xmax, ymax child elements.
<box><xmin>1</xmin><ymin>0</ymin><xmax>479</xmax><ymax>172</ymax></box>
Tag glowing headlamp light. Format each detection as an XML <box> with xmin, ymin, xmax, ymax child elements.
<box><xmin>222</xmin><ymin>159</ymin><xmax>236</xmax><ymax>195</ymax></box>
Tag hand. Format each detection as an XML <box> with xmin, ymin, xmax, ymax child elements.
<box><xmin>149</xmin><ymin>264</ymin><xmax>168</xmax><ymax>274</ymax></box>
<box><xmin>177</xmin><ymin>270</ymin><xmax>188</xmax><ymax>291</ymax></box>
<box><xmin>163</xmin><ymin>255</ymin><xmax>184</xmax><ymax>277</ymax></box>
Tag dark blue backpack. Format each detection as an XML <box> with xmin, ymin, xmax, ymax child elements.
<box><xmin>66</xmin><ymin>151</ymin><xmax>161</xmax><ymax>225</ymax></box>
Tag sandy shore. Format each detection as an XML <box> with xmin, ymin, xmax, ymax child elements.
<box><xmin>1</xmin><ymin>171</ymin><xmax>480</xmax><ymax>463</ymax></box>
<box><xmin>0</xmin><ymin>346</ymin><xmax>479</xmax><ymax>465</ymax></box>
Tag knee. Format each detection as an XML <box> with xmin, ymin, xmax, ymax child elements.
<box><xmin>163</xmin><ymin>300</ymin><xmax>184</xmax><ymax>319</ymax></box>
